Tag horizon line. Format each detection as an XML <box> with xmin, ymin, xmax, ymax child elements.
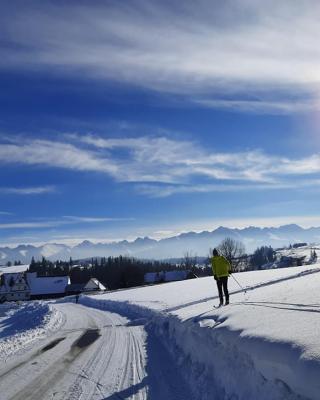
<box><xmin>1</xmin><ymin>222</ymin><xmax>318</xmax><ymax>249</ymax></box>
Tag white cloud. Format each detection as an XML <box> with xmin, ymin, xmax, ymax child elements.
<box><xmin>1</xmin><ymin>134</ymin><xmax>320</xmax><ymax>195</ymax></box>
<box><xmin>274</xmin><ymin>155</ymin><xmax>320</xmax><ymax>175</ymax></box>
<box><xmin>0</xmin><ymin>221</ymin><xmax>60</xmax><ymax>229</ymax></box>
<box><xmin>74</xmin><ymin>134</ymin><xmax>279</xmax><ymax>183</ymax></box>
<box><xmin>0</xmin><ymin>138</ymin><xmax>118</xmax><ymax>175</ymax></box>
<box><xmin>63</xmin><ymin>216</ymin><xmax>134</xmax><ymax>223</ymax></box>
<box><xmin>135</xmin><ymin>183</ymin><xmax>291</xmax><ymax>198</ymax></box>
<box><xmin>1</xmin><ymin>1</ymin><xmax>320</xmax><ymax>112</ymax></box>
<box><xmin>195</xmin><ymin>98</ymin><xmax>319</xmax><ymax>115</ymax></box>
<box><xmin>0</xmin><ymin>215</ymin><xmax>134</xmax><ymax>230</ymax></box>
<box><xmin>0</xmin><ymin>186</ymin><xmax>56</xmax><ymax>195</ymax></box>
<box><xmin>79</xmin><ymin>134</ymin><xmax>320</xmax><ymax>185</ymax></box>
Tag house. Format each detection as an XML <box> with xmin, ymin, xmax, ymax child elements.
<box><xmin>163</xmin><ymin>270</ymin><xmax>190</xmax><ymax>282</ymax></box>
<box><xmin>66</xmin><ymin>278</ymin><xmax>106</xmax><ymax>295</ymax></box>
<box><xmin>26</xmin><ymin>272</ymin><xmax>70</xmax><ymax>299</ymax></box>
<box><xmin>280</xmin><ymin>255</ymin><xmax>306</xmax><ymax>267</ymax></box>
<box><xmin>292</xmin><ymin>243</ymin><xmax>308</xmax><ymax>249</ymax></box>
<box><xmin>83</xmin><ymin>278</ymin><xmax>106</xmax><ymax>292</ymax></box>
<box><xmin>144</xmin><ymin>272</ymin><xmax>164</xmax><ymax>284</ymax></box>
<box><xmin>0</xmin><ymin>272</ymin><xmax>30</xmax><ymax>302</ymax></box>
<box><xmin>144</xmin><ymin>270</ymin><xmax>190</xmax><ymax>284</ymax></box>
<box><xmin>65</xmin><ymin>283</ymin><xmax>85</xmax><ymax>295</ymax></box>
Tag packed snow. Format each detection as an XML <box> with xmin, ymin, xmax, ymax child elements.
<box><xmin>0</xmin><ymin>264</ymin><xmax>320</xmax><ymax>399</ymax></box>
<box><xmin>0</xmin><ymin>302</ymin><xmax>190</xmax><ymax>400</ymax></box>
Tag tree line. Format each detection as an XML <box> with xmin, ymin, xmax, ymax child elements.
<box><xmin>28</xmin><ymin>255</ymin><xmax>201</xmax><ymax>290</ymax></box>
<box><xmin>21</xmin><ymin>238</ymin><xmax>317</xmax><ymax>291</ymax></box>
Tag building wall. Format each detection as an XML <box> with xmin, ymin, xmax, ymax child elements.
<box><xmin>0</xmin><ymin>272</ymin><xmax>31</xmax><ymax>302</ymax></box>
<box><xmin>5</xmin><ymin>291</ymin><xmax>30</xmax><ymax>301</ymax></box>
<box><xmin>26</xmin><ymin>272</ymin><xmax>70</xmax><ymax>296</ymax></box>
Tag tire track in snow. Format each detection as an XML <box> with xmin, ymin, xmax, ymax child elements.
<box><xmin>9</xmin><ymin>328</ymin><xmax>101</xmax><ymax>400</ymax></box>
<box><xmin>1</xmin><ymin>303</ymin><xmax>193</xmax><ymax>400</ymax></box>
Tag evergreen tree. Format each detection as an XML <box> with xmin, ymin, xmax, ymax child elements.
<box><xmin>251</xmin><ymin>246</ymin><xmax>276</xmax><ymax>269</ymax></box>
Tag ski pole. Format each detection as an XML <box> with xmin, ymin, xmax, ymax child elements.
<box><xmin>231</xmin><ymin>274</ymin><xmax>247</xmax><ymax>294</ymax></box>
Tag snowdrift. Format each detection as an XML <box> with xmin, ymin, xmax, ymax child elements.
<box><xmin>0</xmin><ymin>302</ymin><xmax>64</xmax><ymax>361</ymax></box>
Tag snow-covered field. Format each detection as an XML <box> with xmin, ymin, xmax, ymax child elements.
<box><xmin>277</xmin><ymin>244</ymin><xmax>320</xmax><ymax>260</ymax></box>
<box><xmin>82</xmin><ymin>264</ymin><xmax>320</xmax><ymax>400</ymax></box>
<box><xmin>0</xmin><ymin>264</ymin><xmax>320</xmax><ymax>399</ymax></box>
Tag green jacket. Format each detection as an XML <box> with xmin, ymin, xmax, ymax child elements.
<box><xmin>211</xmin><ymin>255</ymin><xmax>231</xmax><ymax>278</ymax></box>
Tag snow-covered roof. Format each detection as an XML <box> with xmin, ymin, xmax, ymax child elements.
<box><xmin>84</xmin><ymin>278</ymin><xmax>106</xmax><ymax>291</ymax></box>
<box><xmin>0</xmin><ymin>264</ymin><xmax>29</xmax><ymax>274</ymax></box>
<box><xmin>26</xmin><ymin>272</ymin><xmax>70</xmax><ymax>295</ymax></box>
<box><xmin>66</xmin><ymin>278</ymin><xmax>106</xmax><ymax>292</ymax></box>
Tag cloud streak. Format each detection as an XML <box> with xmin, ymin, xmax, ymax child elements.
<box><xmin>63</xmin><ymin>216</ymin><xmax>134</xmax><ymax>223</ymax></box>
<box><xmin>0</xmin><ymin>137</ymin><xmax>118</xmax><ymax>175</ymax></box>
<box><xmin>0</xmin><ymin>215</ymin><xmax>134</xmax><ymax>230</ymax></box>
<box><xmin>1</xmin><ymin>134</ymin><xmax>320</xmax><ymax>197</ymax></box>
<box><xmin>0</xmin><ymin>186</ymin><xmax>56</xmax><ymax>195</ymax></box>
<box><xmin>1</xmin><ymin>1</ymin><xmax>320</xmax><ymax>112</ymax></box>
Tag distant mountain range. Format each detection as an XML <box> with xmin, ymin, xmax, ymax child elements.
<box><xmin>1</xmin><ymin>224</ymin><xmax>320</xmax><ymax>264</ymax></box>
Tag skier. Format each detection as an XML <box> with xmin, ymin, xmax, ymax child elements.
<box><xmin>211</xmin><ymin>248</ymin><xmax>232</xmax><ymax>307</ymax></box>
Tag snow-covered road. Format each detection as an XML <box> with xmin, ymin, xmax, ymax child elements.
<box><xmin>0</xmin><ymin>303</ymin><xmax>191</xmax><ymax>400</ymax></box>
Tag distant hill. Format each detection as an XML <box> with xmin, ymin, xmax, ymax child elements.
<box><xmin>1</xmin><ymin>224</ymin><xmax>320</xmax><ymax>264</ymax></box>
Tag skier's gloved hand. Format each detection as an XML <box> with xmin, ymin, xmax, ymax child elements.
<box><xmin>214</xmin><ymin>274</ymin><xmax>217</xmax><ymax>281</ymax></box>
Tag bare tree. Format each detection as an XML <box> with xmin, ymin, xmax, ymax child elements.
<box><xmin>217</xmin><ymin>237</ymin><xmax>246</xmax><ymax>271</ymax></box>
<box><xmin>182</xmin><ymin>251</ymin><xmax>198</xmax><ymax>270</ymax></box>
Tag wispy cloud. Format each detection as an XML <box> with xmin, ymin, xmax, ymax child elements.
<box><xmin>0</xmin><ymin>136</ymin><xmax>118</xmax><ymax>175</ymax></box>
<box><xmin>0</xmin><ymin>215</ymin><xmax>134</xmax><ymax>230</ymax></box>
<box><xmin>0</xmin><ymin>186</ymin><xmax>56</xmax><ymax>195</ymax></box>
<box><xmin>1</xmin><ymin>134</ymin><xmax>320</xmax><ymax>196</ymax></box>
<box><xmin>1</xmin><ymin>1</ymin><xmax>320</xmax><ymax>112</ymax></box>
<box><xmin>75</xmin><ymin>134</ymin><xmax>320</xmax><ymax>184</ymax></box>
<box><xmin>0</xmin><ymin>221</ymin><xmax>60</xmax><ymax>229</ymax></box>
<box><xmin>195</xmin><ymin>98</ymin><xmax>319</xmax><ymax>115</ymax></box>
<box><xmin>63</xmin><ymin>216</ymin><xmax>134</xmax><ymax>223</ymax></box>
<box><xmin>136</xmin><ymin>182</ymin><xmax>298</xmax><ymax>198</ymax></box>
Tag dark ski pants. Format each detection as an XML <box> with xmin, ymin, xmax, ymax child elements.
<box><xmin>216</xmin><ymin>276</ymin><xmax>229</xmax><ymax>304</ymax></box>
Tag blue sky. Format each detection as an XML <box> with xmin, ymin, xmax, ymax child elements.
<box><xmin>1</xmin><ymin>0</ymin><xmax>320</xmax><ymax>246</ymax></box>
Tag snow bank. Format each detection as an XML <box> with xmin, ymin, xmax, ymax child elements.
<box><xmin>80</xmin><ymin>265</ymin><xmax>320</xmax><ymax>400</ymax></box>
<box><xmin>0</xmin><ymin>301</ymin><xmax>64</xmax><ymax>361</ymax></box>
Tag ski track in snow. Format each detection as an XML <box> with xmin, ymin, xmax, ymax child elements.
<box><xmin>0</xmin><ymin>303</ymin><xmax>191</xmax><ymax>400</ymax></box>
